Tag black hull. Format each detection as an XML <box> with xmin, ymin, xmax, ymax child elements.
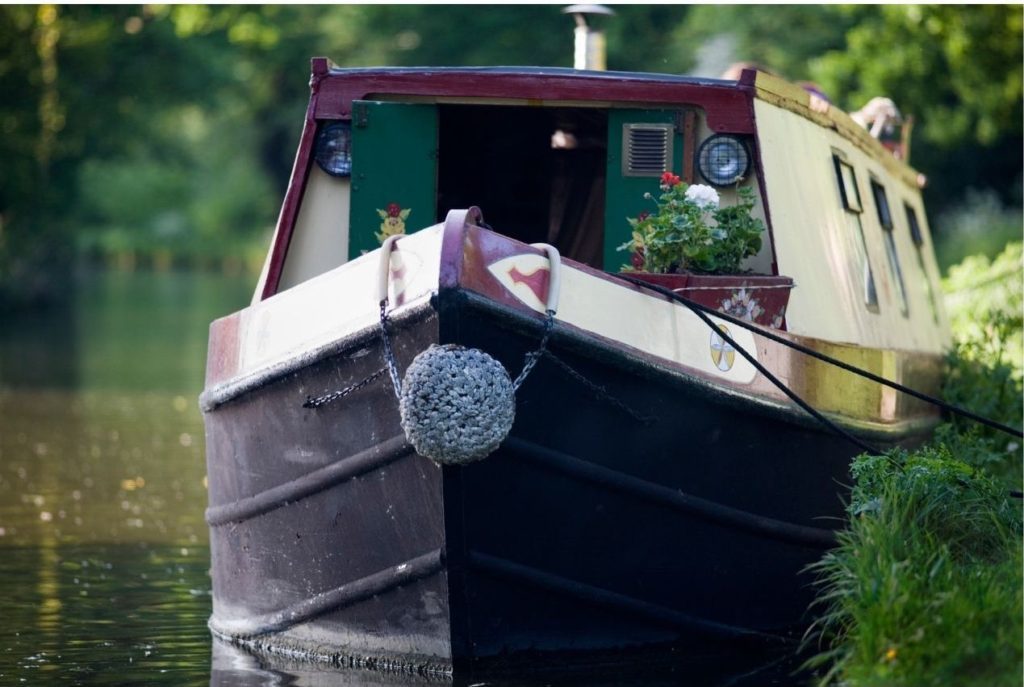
<box><xmin>203</xmin><ymin>288</ymin><xmax>868</xmax><ymax>673</ymax></box>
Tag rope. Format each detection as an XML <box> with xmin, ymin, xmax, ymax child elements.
<box><xmin>616</xmin><ymin>275</ymin><xmax>885</xmax><ymax>454</ymax></box>
<box><xmin>616</xmin><ymin>273</ymin><xmax>1024</xmax><ymax>441</ymax></box>
<box><xmin>670</xmin><ymin>283</ymin><xmax>796</xmax><ymax>292</ymax></box>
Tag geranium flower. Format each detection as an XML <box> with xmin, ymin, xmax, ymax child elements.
<box><xmin>386</xmin><ymin>202</ymin><xmax>402</xmax><ymax>217</ymax></box>
<box><xmin>660</xmin><ymin>172</ymin><xmax>681</xmax><ymax>189</ymax></box>
<box><xmin>685</xmin><ymin>184</ymin><xmax>720</xmax><ymax>209</ymax></box>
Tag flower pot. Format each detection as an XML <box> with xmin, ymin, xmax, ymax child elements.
<box><xmin>628</xmin><ymin>271</ymin><xmax>794</xmax><ymax>330</ymax></box>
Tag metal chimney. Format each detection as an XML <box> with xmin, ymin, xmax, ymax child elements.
<box><xmin>563</xmin><ymin>4</ymin><xmax>615</xmax><ymax>71</ymax></box>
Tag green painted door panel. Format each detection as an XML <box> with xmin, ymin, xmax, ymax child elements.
<box><xmin>604</xmin><ymin>109</ymin><xmax>684</xmax><ymax>271</ymax></box>
<box><xmin>349</xmin><ymin>101</ymin><xmax>438</xmax><ymax>259</ymax></box>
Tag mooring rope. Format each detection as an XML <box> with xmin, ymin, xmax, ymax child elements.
<box><xmin>615</xmin><ymin>273</ymin><xmax>1024</xmax><ymax>442</ymax></box>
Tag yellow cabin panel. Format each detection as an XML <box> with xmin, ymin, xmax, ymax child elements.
<box><xmin>754</xmin><ymin>98</ymin><xmax>949</xmax><ymax>354</ymax></box>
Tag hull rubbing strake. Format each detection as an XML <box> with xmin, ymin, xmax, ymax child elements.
<box><xmin>209</xmin><ymin>548</ymin><xmax>445</xmax><ymax>638</ymax></box>
<box><xmin>504</xmin><ymin>437</ymin><xmax>837</xmax><ymax>548</ymax></box>
<box><xmin>469</xmin><ymin>551</ymin><xmax>790</xmax><ymax>643</ymax></box>
<box><xmin>206</xmin><ymin>435</ymin><xmax>414</xmax><ymax>526</ymax></box>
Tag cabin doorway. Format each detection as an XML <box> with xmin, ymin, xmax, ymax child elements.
<box><xmin>437</xmin><ymin>105</ymin><xmax>608</xmax><ymax>268</ymax></box>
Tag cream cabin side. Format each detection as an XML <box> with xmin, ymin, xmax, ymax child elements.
<box><xmin>753</xmin><ymin>79</ymin><xmax>950</xmax><ymax>354</ymax></box>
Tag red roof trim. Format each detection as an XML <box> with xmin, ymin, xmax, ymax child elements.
<box><xmin>314</xmin><ymin>68</ymin><xmax>754</xmax><ymax>134</ymax></box>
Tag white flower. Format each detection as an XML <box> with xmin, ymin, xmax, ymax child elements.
<box><xmin>685</xmin><ymin>184</ymin><xmax>720</xmax><ymax>209</ymax></box>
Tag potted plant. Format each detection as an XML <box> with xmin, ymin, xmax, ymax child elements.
<box><xmin>620</xmin><ymin>172</ymin><xmax>793</xmax><ymax>328</ymax></box>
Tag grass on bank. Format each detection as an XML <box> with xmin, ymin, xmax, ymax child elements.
<box><xmin>805</xmin><ymin>242</ymin><xmax>1023</xmax><ymax>687</ymax></box>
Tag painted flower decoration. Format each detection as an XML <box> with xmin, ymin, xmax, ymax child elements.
<box><xmin>721</xmin><ymin>288</ymin><xmax>765</xmax><ymax>322</ymax></box>
<box><xmin>376</xmin><ymin>203</ymin><xmax>412</xmax><ymax>242</ymax></box>
<box><xmin>685</xmin><ymin>184</ymin><xmax>720</xmax><ymax>209</ymax></box>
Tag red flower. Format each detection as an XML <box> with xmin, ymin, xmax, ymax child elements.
<box><xmin>631</xmin><ymin>248</ymin><xmax>645</xmax><ymax>270</ymax></box>
<box><xmin>637</xmin><ymin>211</ymin><xmax>650</xmax><ymax>222</ymax></box>
<box><xmin>660</xmin><ymin>172</ymin><xmax>681</xmax><ymax>187</ymax></box>
<box><xmin>386</xmin><ymin>202</ymin><xmax>402</xmax><ymax>217</ymax></box>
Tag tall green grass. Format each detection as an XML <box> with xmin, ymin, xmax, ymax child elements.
<box><xmin>805</xmin><ymin>242</ymin><xmax>1023</xmax><ymax>686</ymax></box>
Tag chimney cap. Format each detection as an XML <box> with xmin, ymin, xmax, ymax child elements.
<box><xmin>562</xmin><ymin>4</ymin><xmax>615</xmax><ymax>17</ymax></box>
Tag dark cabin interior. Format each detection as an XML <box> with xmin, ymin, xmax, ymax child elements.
<box><xmin>437</xmin><ymin>105</ymin><xmax>608</xmax><ymax>268</ymax></box>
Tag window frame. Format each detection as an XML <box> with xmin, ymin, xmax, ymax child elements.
<box><xmin>870</xmin><ymin>178</ymin><xmax>908</xmax><ymax>316</ymax></box>
<box><xmin>833</xmin><ymin>153</ymin><xmax>879</xmax><ymax>312</ymax></box>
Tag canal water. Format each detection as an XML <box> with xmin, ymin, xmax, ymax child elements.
<box><xmin>0</xmin><ymin>268</ymin><xmax>806</xmax><ymax>686</ymax></box>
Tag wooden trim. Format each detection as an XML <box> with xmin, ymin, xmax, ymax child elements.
<box><xmin>315</xmin><ymin>68</ymin><xmax>755</xmax><ymax>134</ymax></box>
<box><xmin>681</xmin><ymin>109</ymin><xmax>697</xmax><ymax>184</ymax></box>
<box><xmin>751</xmin><ymin>70</ymin><xmax>921</xmax><ymax>190</ymax></box>
<box><xmin>257</xmin><ymin>59</ymin><xmax>336</xmax><ymax>301</ymax></box>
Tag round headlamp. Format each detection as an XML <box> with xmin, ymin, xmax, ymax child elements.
<box><xmin>314</xmin><ymin>121</ymin><xmax>352</xmax><ymax>177</ymax></box>
<box><xmin>697</xmin><ymin>134</ymin><xmax>751</xmax><ymax>187</ymax></box>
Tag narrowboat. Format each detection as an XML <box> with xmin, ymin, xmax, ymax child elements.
<box><xmin>200</xmin><ymin>59</ymin><xmax>949</xmax><ymax>676</ymax></box>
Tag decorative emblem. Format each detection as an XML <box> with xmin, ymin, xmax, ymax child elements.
<box><xmin>376</xmin><ymin>202</ymin><xmax>411</xmax><ymax>243</ymax></box>
<box><xmin>486</xmin><ymin>255</ymin><xmax>551</xmax><ymax>312</ymax></box>
<box><xmin>710</xmin><ymin>325</ymin><xmax>736</xmax><ymax>372</ymax></box>
<box><xmin>507</xmin><ymin>265</ymin><xmax>550</xmax><ymax>307</ymax></box>
<box><xmin>720</xmin><ymin>288</ymin><xmax>764</xmax><ymax>323</ymax></box>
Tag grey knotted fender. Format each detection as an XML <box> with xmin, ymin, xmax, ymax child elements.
<box><xmin>399</xmin><ymin>344</ymin><xmax>516</xmax><ymax>466</ymax></box>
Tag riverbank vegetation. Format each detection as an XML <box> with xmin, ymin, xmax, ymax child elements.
<box><xmin>806</xmin><ymin>242</ymin><xmax>1023</xmax><ymax>686</ymax></box>
<box><xmin>1</xmin><ymin>5</ymin><xmax>1021</xmax><ymax>308</ymax></box>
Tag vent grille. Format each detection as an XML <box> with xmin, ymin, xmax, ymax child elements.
<box><xmin>623</xmin><ymin>123</ymin><xmax>674</xmax><ymax>177</ymax></box>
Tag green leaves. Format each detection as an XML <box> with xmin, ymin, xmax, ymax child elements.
<box><xmin>620</xmin><ymin>181</ymin><xmax>765</xmax><ymax>274</ymax></box>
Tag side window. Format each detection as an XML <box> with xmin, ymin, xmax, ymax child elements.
<box><xmin>833</xmin><ymin>155</ymin><xmax>879</xmax><ymax>311</ymax></box>
<box><xmin>870</xmin><ymin>180</ymin><xmax>908</xmax><ymax>316</ymax></box>
<box><xmin>904</xmin><ymin>203</ymin><xmax>940</xmax><ymax>323</ymax></box>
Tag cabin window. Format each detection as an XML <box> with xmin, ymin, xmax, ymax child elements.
<box><xmin>904</xmin><ymin>202</ymin><xmax>940</xmax><ymax>323</ymax></box>
<box><xmin>832</xmin><ymin>155</ymin><xmax>879</xmax><ymax>311</ymax></box>
<box><xmin>871</xmin><ymin>180</ymin><xmax>908</xmax><ymax>316</ymax></box>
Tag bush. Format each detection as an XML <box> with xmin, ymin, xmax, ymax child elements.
<box><xmin>805</xmin><ymin>243</ymin><xmax>1023</xmax><ymax>686</ymax></box>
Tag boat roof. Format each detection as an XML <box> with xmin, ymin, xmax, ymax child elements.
<box><xmin>312</xmin><ymin>59</ymin><xmax>922</xmax><ymax>188</ymax></box>
<box><xmin>326</xmin><ymin>64</ymin><xmax>738</xmax><ymax>88</ymax></box>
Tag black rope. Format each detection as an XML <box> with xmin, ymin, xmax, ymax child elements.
<box><xmin>611</xmin><ymin>275</ymin><xmax>883</xmax><ymax>454</ymax></box>
<box><xmin>689</xmin><ymin>294</ymin><xmax>882</xmax><ymax>455</ymax></box>
<box><xmin>615</xmin><ymin>273</ymin><xmax>1024</xmax><ymax>441</ymax></box>
<box><xmin>303</xmin><ymin>367</ymin><xmax>387</xmax><ymax>409</ymax></box>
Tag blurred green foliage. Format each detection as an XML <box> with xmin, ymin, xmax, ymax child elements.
<box><xmin>0</xmin><ymin>5</ymin><xmax>1020</xmax><ymax>307</ymax></box>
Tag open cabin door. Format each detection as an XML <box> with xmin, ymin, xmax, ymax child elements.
<box><xmin>604</xmin><ymin>109</ymin><xmax>687</xmax><ymax>272</ymax></box>
<box><xmin>348</xmin><ymin>101</ymin><xmax>439</xmax><ymax>260</ymax></box>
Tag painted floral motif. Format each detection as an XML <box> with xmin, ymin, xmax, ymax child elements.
<box><xmin>720</xmin><ymin>288</ymin><xmax>765</xmax><ymax>323</ymax></box>
<box><xmin>770</xmin><ymin>307</ymin><xmax>787</xmax><ymax>330</ymax></box>
<box><xmin>376</xmin><ymin>202</ymin><xmax>411</xmax><ymax>242</ymax></box>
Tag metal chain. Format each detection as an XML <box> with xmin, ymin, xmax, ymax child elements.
<box><xmin>303</xmin><ymin>367</ymin><xmax>387</xmax><ymax>409</ymax></box>
<box><xmin>379</xmin><ymin>301</ymin><xmax>404</xmax><ymax>400</ymax></box>
<box><xmin>540</xmin><ymin>351</ymin><xmax>654</xmax><ymax>425</ymax></box>
<box><xmin>512</xmin><ymin>311</ymin><xmax>556</xmax><ymax>391</ymax></box>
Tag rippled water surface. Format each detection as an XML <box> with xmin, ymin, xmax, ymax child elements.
<box><xmin>0</xmin><ymin>269</ymin><xmax>245</xmax><ymax>686</ymax></box>
<box><xmin>0</xmin><ymin>269</ymin><xmax>805</xmax><ymax>686</ymax></box>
